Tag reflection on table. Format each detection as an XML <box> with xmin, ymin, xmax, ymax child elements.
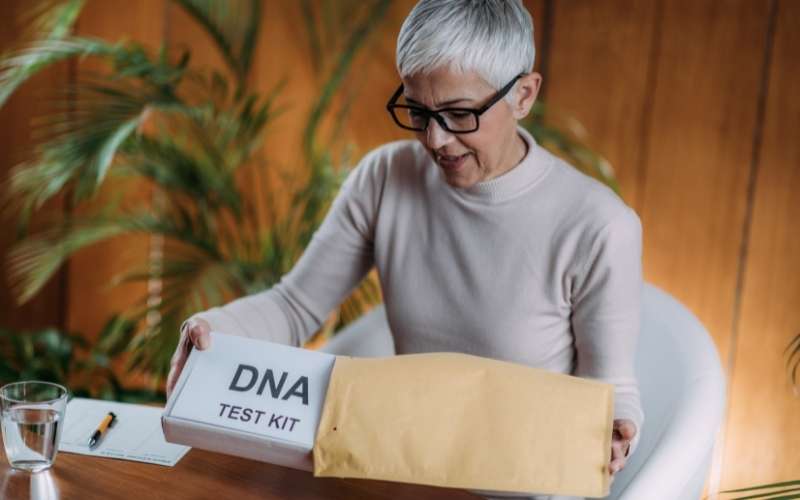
<box><xmin>0</xmin><ymin>442</ymin><xmax>481</xmax><ymax>500</ymax></box>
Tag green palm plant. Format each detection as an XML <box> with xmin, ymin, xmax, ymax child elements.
<box><xmin>0</xmin><ymin>317</ymin><xmax>163</xmax><ymax>402</ymax></box>
<box><xmin>1</xmin><ymin>0</ymin><xmax>389</xmax><ymax>382</ymax></box>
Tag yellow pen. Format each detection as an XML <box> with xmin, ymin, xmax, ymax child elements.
<box><xmin>88</xmin><ymin>411</ymin><xmax>117</xmax><ymax>449</ymax></box>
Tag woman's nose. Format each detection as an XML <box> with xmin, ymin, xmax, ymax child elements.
<box><xmin>424</xmin><ymin>118</ymin><xmax>454</xmax><ymax>149</ymax></box>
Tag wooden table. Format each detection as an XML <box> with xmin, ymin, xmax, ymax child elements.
<box><xmin>0</xmin><ymin>445</ymin><xmax>481</xmax><ymax>500</ymax></box>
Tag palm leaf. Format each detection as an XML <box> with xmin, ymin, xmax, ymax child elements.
<box><xmin>299</xmin><ymin>0</ymin><xmax>323</xmax><ymax>70</ymax></box>
<box><xmin>292</xmin><ymin>150</ymin><xmax>348</xmax><ymax>247</ymax></box>
<box><xmin>785</xmin><ymin>333</ymin><xmax>800</xmax><ymax>388</ymax></box>
<box><xmin>19</xmin><ymin>0</ymin><xmax>85</xmax><ymax>42</ymax></box>
<box><xmin>120</xmin><ymin>250</ymin><xmax>244</xmax><ymax>379</ymax></box>
<box><xmin>8</xmin><ymin>104</ymin><xmax>144</xmax><ymax>218</ymax></box>
<box><xmin>302</xmin><ymin>0</ymin><xmax>391</xmax><ymax>157</ymax></box>
<box><xmin>0</xmin><ymin>37</ymin><xmax>122</xmax><ymax>108</ymax></box>
<box><xmin>94</xmin><ymin>314</ymin><xmax>137</xmax><ymax>358</ymax></box>
<box><xmin>8</xmin><ymin>221</ymin><xmax>128</xmax><ymax>304</ymax></box>
<box><xmin>5</xmin><ymin>53</ymin><xmax>188</xmax><ymax>223</ymax></box>
<box><xmin>172</xmin><ymin>0</ymin><xmax>261</xmax><ymax>89</ymax></box>
<box><xmin>116</xmin><ymin>249</ymin><xmax>238</xmax><ymax>314</ymax></box>
<box><xmin>720</xmin><ymin>480</ymin><xmax>800</xmax><ymax>499</ymax></box>
<box><xmin>0</xmin><ymin>326</ymin><xmax>88</xmax><ymax>385</ymax></box>
<box><xmin>8</xmin><ymin>202</ymin><xmax>231</xmax><ymax>305</ymax></box>
<box><xmin>293</xmin><ymin>0</ymin><xmax>391</xmax><ymax>256</ymax></box>
<box><xmin>127</xmin><ymin>134</ymin><xmax>241</xmax><ymax>213</ymax></box>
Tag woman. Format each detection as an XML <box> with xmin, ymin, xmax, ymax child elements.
<box><xmin>167</xmin><ymin>1</ymin><xmax>643</xmax><ymax>498</ymax></box>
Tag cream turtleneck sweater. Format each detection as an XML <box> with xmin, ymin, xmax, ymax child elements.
<box><xmin>191</xmin><ymin>127</ymin><xmax>645</xmax><ymax>464</ymax></box>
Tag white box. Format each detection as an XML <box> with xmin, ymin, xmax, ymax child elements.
<box><xmin>162</xmin><ymin>332</ymin><xmax>336</xmax><ymax>471</ymax></box>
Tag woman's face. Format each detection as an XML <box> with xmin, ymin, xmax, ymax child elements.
<box><xmin>401</xmin><ymin>67</ymin><xmax>540</xmax><ymax>189</ymax></box>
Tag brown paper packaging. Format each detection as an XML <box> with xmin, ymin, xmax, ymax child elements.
<box><xmin>313</xmin><ymin>353</ymin><xmax>613</xmax><ymax>498</ymax></box>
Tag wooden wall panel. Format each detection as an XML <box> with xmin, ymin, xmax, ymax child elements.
<box><xmin>638</xmin><ymin>0</ymin><xmax>770</xmax><ymax>361</ymax></box>
<box><xmin>526</xmin><ymin>0</ymin><xmax>547</xmax><ymax>75</ymax></box>
<box><xmin>722</xmin><ymin>0</ymin><xmax>800</xmax><ymax>487</ymax></box>
<box><xmin>545</xmin><ymin>0</ymin><xmax>658</xmax><ymax>218</ymax></box>
<box><xmin>638</xmin><ymin>4</ymin><xmax>772</xmax><ymax>495</ymax></box>
<box><xmin>66</xmin><ymin>0</ymin><xmax>165</xmax><ymax>340</ymax></box>
<box><xmin>0</xmin><ymin>2</ymin><xmax>69</xmax><ymax>330</ymax></box>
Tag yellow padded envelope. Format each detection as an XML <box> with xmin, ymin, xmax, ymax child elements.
<box><xmin>313</xmin><ymin>353</ymin><xmax>613</xmax><ymax>498</ymax></box>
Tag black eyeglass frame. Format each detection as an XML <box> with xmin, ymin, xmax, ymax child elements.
<box><xmin>385</xmin><ymin>73</ymin><xmax>525</xmax><ymax>134</ymax></box>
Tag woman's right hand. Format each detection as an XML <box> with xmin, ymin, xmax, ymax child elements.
<box><xmin>166</xmin><ymin>317</ymin><xmax>212</xmax><ymax>399</ymax></box>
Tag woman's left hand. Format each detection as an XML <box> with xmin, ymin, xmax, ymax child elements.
<box><xmin>609</xmin><ymin>419</ymin><xmax>636</xmax><ymax>482</ymax></box>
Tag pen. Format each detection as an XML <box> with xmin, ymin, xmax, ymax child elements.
<box><xmin>88</xmin><ymin>411</ymin><xmax>117</xmax><ymax>449</ymax></box>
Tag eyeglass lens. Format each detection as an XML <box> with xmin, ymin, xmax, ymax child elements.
<box><xmin>394</xmin><ymin>107</ymin><xmax>478</xmax><ymax>133</ymax></box>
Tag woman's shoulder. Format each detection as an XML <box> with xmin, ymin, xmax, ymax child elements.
<box><xmin>357</xmin><ymin>139</ymin><xmax>427</xmax><ymax>171</ymax></box>
<box><xmin>344</xmin><ymin>139</ymin><xmax>430</xmax><ymax>191</ymax></box>
<box><xmin>545</xmin><ymin>155</ymin><xmax>639</xmax><ymax>231</ymax></box>
<box><xmin>538</xmin><ymin>157</ymin><xmax>641</xmax><ymax>277</ymax></box>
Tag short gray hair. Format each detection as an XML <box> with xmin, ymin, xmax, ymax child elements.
<box><xmin>396</xmin><ymin>0</ymin><xmax>535</xmax><ymax>93</ymax></box>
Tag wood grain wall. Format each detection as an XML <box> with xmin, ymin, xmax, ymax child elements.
<box><xmin>0</xmin><ymin>1</ymin><xmax>69</xmax><ymax>331</ymax></box>
<box><xmin>1</xmin><ymin>0</ymin><xmax>797</xmax><ymax>495</ymax></box>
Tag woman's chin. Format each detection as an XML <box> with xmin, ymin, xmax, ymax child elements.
<box><xmin>438</xmin><ymin>157</ymin><xmax>479</xmax><ymax>188</ymax></box>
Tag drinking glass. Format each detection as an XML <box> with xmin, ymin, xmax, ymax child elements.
<box><xmin>0</xmin><ymin>381</ymin><xmax>68</xmax><ymax>472</ymax></box>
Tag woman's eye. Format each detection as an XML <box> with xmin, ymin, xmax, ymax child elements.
<box><xmin>444</xmin><ymin>111</ymin><xmax>472</xmax><ymax>119</ymax></box>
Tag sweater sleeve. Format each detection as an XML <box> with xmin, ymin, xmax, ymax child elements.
<box><xmin>186</xmin><ymin>150</ymin><xmax>384</xmax><ymax>347</ymax></box>
<box><xmin>571</xmin><ymin>207</ymin><xmax>645</xmax><ymax>456</ymax></box>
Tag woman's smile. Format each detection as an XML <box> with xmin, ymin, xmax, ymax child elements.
<box><xmin>436</xmin><ymin>151</ymin><xmax>472</xmax><ymax>172</ymax></box>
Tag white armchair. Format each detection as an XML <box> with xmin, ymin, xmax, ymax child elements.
<box><xmin>320</xmin><ymin>283</ymin><xmax>727</xmax><ymax>500</ymax></box>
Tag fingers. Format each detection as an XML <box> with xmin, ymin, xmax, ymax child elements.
<box><xmin>611</xmin><ymin>438</ymin><xmax>626</xmax><ymax>460</ymax></box>
<box><xmin>188</xmin><ymin>321</ymin><xmax>211</xmax><ymax>350</ymax></box>
<box><xmin>166</xmin><ymin>365</ymin><xmax>181</xmax><ymax>400</ymax></box>
<box><xmin>616</xmin><ymin>419</ymin><xmax>637</xmax><ymax>441</ymax></box>
<box><xmin>166</xmin><ymin>352</ymin><xmax>189</xmax><ymax>399</ymax></box>
<box><xmin>608</xmin><ymin>456</ymin><xmax>626</xmax><ymax>475</ymax></box>
<box><xmin>613</xmin><ymin>419</ymin><xmax>636</xmax><ymax>458</ymax></box>
<box><xmin>608</xmin><ymin>419</ymin><xmax>637</xmax><ymax>477</ymax></box>
<box><xmin>608</xmin><ymin>440</ymin><xmax>628</xmax><ymax>475</ymax></box>
<box><xmin>611</xmin><ymin>431</ymin><xmax>632</xmax><ymax>459</ymax></box>
<box><xmin>166</xmin><ymin>318</ymin><xmax>212</xmax><ymax>398</ymax></box>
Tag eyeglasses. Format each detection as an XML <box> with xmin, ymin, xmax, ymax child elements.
<box><xmin>386</xmin><ymin>74</ymin><xmax>524</xmax><ymax>134</ymax></box>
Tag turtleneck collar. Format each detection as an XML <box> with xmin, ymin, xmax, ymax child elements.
<box><xmin>441</xmin><ymin>126</ymin><xmax>553</xmax><ymax>204</ymax></box>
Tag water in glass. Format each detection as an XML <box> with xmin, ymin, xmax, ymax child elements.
<box><xmin>1</xmin><ymin>405</ymin><xmax>62</xmax><ymax>472</ymax></box>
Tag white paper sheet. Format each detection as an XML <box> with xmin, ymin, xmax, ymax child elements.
<box><xmin>59</xmin><ymin>398</ymin><xmax>190</xmax><ymax>466</ymax></box>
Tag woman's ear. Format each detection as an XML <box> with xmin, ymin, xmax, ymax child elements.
<box><xmin>512</xmin><ymin>72</ymin><xmax>542</xmax><ymax>120</ymax></box>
